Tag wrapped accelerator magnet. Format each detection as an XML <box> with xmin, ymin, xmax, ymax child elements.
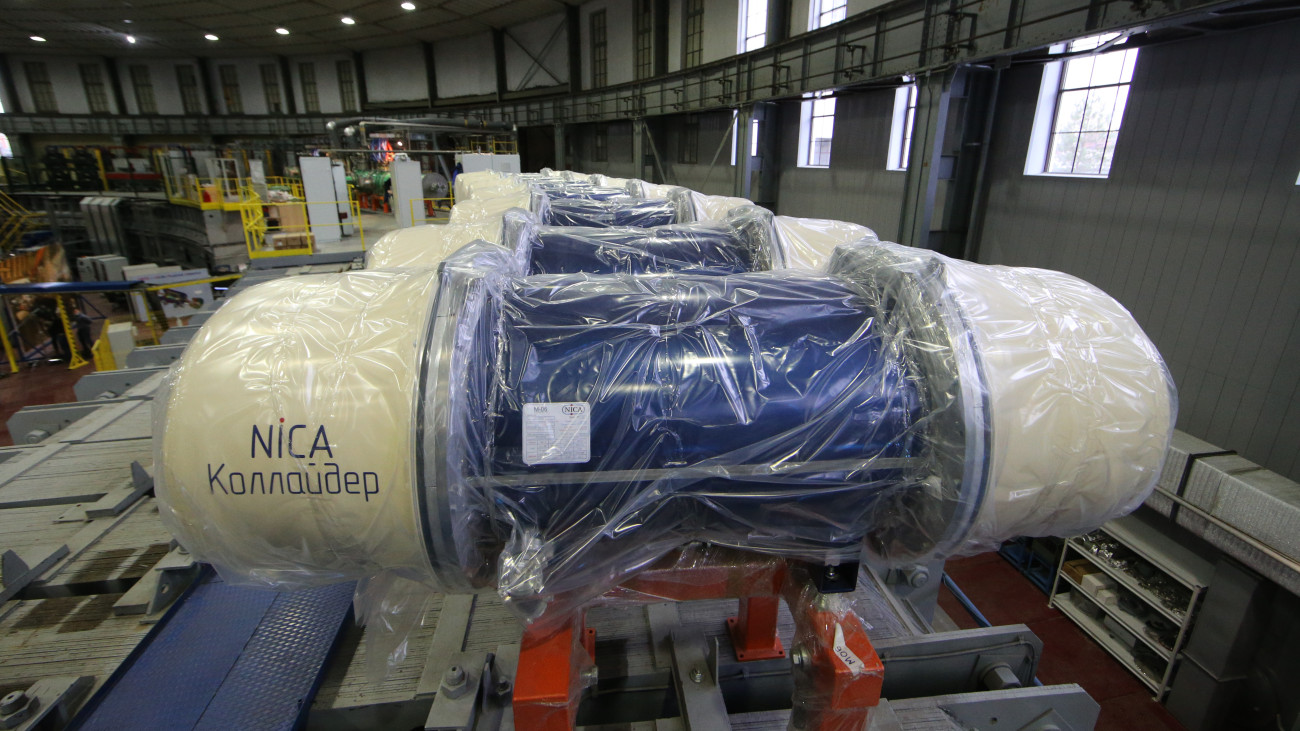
<box><xmin>154</xmin><ymin>236</ymin><xmax>1175</xmax><ymax>623</ymax></box>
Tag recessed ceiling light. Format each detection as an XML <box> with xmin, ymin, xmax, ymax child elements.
<box><xmin>401</xmin><ymin>2</ymin><xmax>417</xmax><ymax>9</ymax></box>
<box><xmin>205</xmin><ymin>33</ymin><xmax>219</xmax><ymax>41</ymax></box>
<box><xmin>341</xmin><ymin>16</ymin><xmax>356</xmax><ymax>24</ymax></box>
<box><xmin>126</xmin><ymin>35</ymin><xmax>136</xmax><ymax>43</ymax></box>
<box><xmin>30</xmin><ymin>35</ymin><xmax>46</xmax><ymax>42</ymax></box>
<box><xmin>275</xmin><ymin>27</ymin><xmax>290</xmax><ymax>35</ymax></box>
<box><xmin>124</xmin><ymin>19</ymin><xmax>133</xmax><ymax>24</ymax></box>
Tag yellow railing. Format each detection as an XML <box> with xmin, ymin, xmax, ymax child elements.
<box><xmin>492</xmin><ymin>139</ymin><xmax>519</xmax><ymax>155</ymax></box>
<box><xmin>91</xmin><ymin>321</ymin><xmax>115</xmax><ymax>371</ymax></box>
<box><xmin>409</xmin><ymin>197</ymin><xmax>455</xmax><ymax>225</ymax></box>
<box><xmin>240</xmin><ymin>192</ymin><xmax>366</xmax><ymax>260</ymax></box>
<box><xmin>0</xmin><ymin>191</ymin><xmax>40</xmax><ymax>252</ymax></box>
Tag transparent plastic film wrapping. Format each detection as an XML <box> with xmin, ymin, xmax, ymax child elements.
<box><xmin>774</xmin><ymin>215</ymin><xmax>880</xmax><ymax>270</ymax></box>
<box><xmin>504</xmin><ymin>205</ymin><xmax>780</xmax><ymax>276</ymax></box>
<box><xmin>153</xmin><ymin>238</ymin><xmax>1175</xmax><ymax>628</ymax></box>
<box><xmin>153</xmin><ymin>269</ymin><xmax>440</xmax><ymax>590</ymax></box>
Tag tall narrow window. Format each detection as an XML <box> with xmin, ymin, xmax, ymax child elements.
<box><xmin>593</xmin><ymin>129</ymin><xmax>608</xmax><ymax>162</ymax></box>
<box><xmin>809</xmin><ymin>0</ymin><xmax>847</xmax><ymax>30</ymax></box>
<box><xmin>634</xmin><ymin>0</ymin><xmax>654</xmax><ymax>80</ymax></box>
<box><xmin>299</xmin><ymin>63</ymin><xmax>321</xmax><ymax>113</ymax></box>
<box><xmin>738</xmin><ymin>0</ymin><xmax>768</xmax><ymax>52</ymax></box>
<box><xmin>129</xmin><ymin>65</ymin><xmax>157</xmax><ymax>115</ymax></box>
<box><xmin>679</xmin><ymin>120</ymin><xmax>699</xmax><ymax>165</ymax></box>
<box><xmin>683</xmin><ymin>0</ymin><xmax>704</xmax><ymax>68</ymax></box>
<box><xmin>590</xmin><ymin>11</ymin><xmax>608</xmax><ymax>88</ymax></box>
<box><xmin>797</xmin><ymin>92</ymin><xmax>835</xmax><ymax>168</ymax></box>
<box><xmin>219</xmin><ymin>64</ymin><xmax>243</xmax><ymax>114</ymax></box>
<box><xmin>261</xmin><ymin>64</ymin><xmax>283</xmax><ymax>114</ymax></box>
<box><xmin>1026</xmin><ymin>33</ymin><xmax>1139</xmax><ymax>177</ymax></box>
<box><xmin>176</xmin><ymin>65</ymin><xmax>202</xmax><ymax>114</ymax></box>
<box><xmin>887</xmin><ymin>82</ymin><xmax>917</xmax><ymax>171</ymax></box>
<box><xmin>337</xmin><ymin>61</ymin><xmax>358</xmax><ymax>112</ymax></box>
<box><xmin>80</xmin><ymin>63</ymin><xmax>110</xmax><ymax>114</ymax></box>
<box><xmin>24</xmin><ymin>63</ymin><xmax>57</xmax><ymax>114</ymax></box>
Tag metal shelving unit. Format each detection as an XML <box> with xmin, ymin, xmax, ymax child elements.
<box><xmin>1049</xmin><ymin>512</ymin><xmax>1215</xmax><ymax>701</ymax></box>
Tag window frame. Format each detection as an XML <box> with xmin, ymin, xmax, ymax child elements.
<box><xmin>634</xmin><ymin>0</ymin><xmax>654</xmax><ymax>80</ymax></box>
<box><xmin>129</xmin><ymin>65</ymin><xmax>157</xmax><ymax>115</ymax></box>
<box><xmin>682</xmin><ymin>0</ymin><xmax>704</xmax><ymax>68</ymax></box>
<box><xmin>261</xmin><ymin>64</ymin><xmax>283</xmax><ymax>114</ymax></box>
<box><xmin>218</xmin><ymin>64</ymin><xmax>243</xmax><ymax>115</ymax></box>
<box><xmin>1025</xmin><ymin>33</ymin><xmax>1139</xmax><ymax>178</ymax></box>
<box><xmin>886</xmin><ymin>82</ymin><xmax>917</xmax><ymax>171</ymax></box>
<box><xmin>590</xmin><ymin>10</ymin><xmax>608</xmax><ymax>87</ymax></box>
<box><xmin>592</xmin><ymin>128</ymin><xmax>609</xmax><ymax>162</ymax></box>
<box><xmin>796</xmin><ymin>92</ymin><xmax>835</xmax><ymax>169</ymax></box>
<box><xmin>299</xmin><ymin>63</ymin><xmax>321</xmax><ymax>114</ymax></box>
<box><xmin>738</xmin><ymin>0</ymin><xmax>768</xmax><ymax>53</ymax></box>
<box><xmin>337</xmin><ymin>61</ymin><xmax>358</xmax><ymax>113</ymax></box>
<box><xmin>80</xmin><ymin>63</ymin><xmax>110</xmax><ymax>114</ymax></box>
<box><xmin>679</xmin><ymin>119</ymin><xmax>700</xmax><ymax>165</ymax></box>
<box><xmin>808</xmin><ymin>0</ymin><xmax>847</xmax><ymax>31</ymax></box>
<box><xmin>25</xmin><ymin>62</ymin><xmax>58</xmax><ymax>114</ymax></box>
<box><xmin>176</xmin><ymin>65</ymin><xmax>202</xmax><ymax>115</ymax></box>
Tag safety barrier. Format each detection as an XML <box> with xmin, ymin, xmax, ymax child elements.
<box><xmin>409</xmin><ymin>196</ymin><xmax>455</xmax><ymax>225</ymax></box>
<box><xmin>240</xmin><ymin>191</ymin><xmax>365</xmax><ymax>260</ymax></box>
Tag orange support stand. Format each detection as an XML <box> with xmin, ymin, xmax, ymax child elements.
<box><xmin>728</xmin><ymin>596</ymin><xmax>786</xmax><ymax>661</ymax></box>
<box><xmin>511</xmin><ymin>549</ymin><xmax>884</xmax><ymax>730</ymax></box>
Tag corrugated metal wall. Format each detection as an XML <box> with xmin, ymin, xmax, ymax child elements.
<box><xmin>978</xmin><ymin>20</ymin><xmax>1300</xmax><ymax>481</ymax></box>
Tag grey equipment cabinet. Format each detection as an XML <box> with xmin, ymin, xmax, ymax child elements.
<box><xmin>1049</xmin><ymin>509</ymin><xmax>1215</xmax><ymax>700</ymax></box>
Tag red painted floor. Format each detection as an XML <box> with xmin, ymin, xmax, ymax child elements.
<box><xmin>0</xmin><ymin>360</ymin><xmax>85</xmax><ymax>445</ymax></box>
<box><xmin>938</xmin><ymin>551</ymin><xmax>1186</xmax><ymax>731</ymax></box>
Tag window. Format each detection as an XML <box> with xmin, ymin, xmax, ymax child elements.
<box><xmin>219</xmin><ymin>64</ymin><xmax>243</xmax><ymax>114</ymax></box>
<box><xmin>261</xmin><ymin>64</ymin><xmax>283</xmax><ymax>114</ymax></box>
<box><xmin>592</xmin><ymin>129</ymin><xmax>608</xmax><ymax>162</ymax></box>
<box><xmin>1026</xmin><ymin>33</ymin><xmax>1138</xmax><ymax>177</ymax></box>
<box><xmin>337</xmin><ymin>61</ymin><xmax>358</xmax><ymax>112</ymax></box>
<box><xmin>738</xmin><ymin>0</ymin><xmax>768</xmax><ymax>52</ymax></box>
<box><xmin>887</xmin><ymin>82</ymin><xmax>917</xmax><ymax>170</ymax></box>
<box><xmin>24</xmin><ymin>63</ymin><xmax>57</xmax><ymax>113</ymax></box>
<box><xmin>797</xmin><ymin>92</ymin><xmax>835</xmax><ymax>167</ymax></box>
<box><xmin>80</xmin><ymin>64</ymin><xmax>110</xmax><ymax>114</ymax></box>
<box><xmin>176</xmin><ymin>65</ymin><xmax>202</xmax><ymax>114</ymax></box>
<box><xmin>679</xmin><ymin>120</ymin><xmax>699</xmax><ymax>165</ymax></box>
<box><xmin>299</xmin><ymin>63</ymin><xmax>320</xmax><ymax>113</ymax></box>
<box><xmin>129</xmin><ymin>65</ymin><xmax>157</xmax><ymax>115</ymax></box>
<box><xmin>683</xmin><ymin>0</ymin><xmax>704</xmax><ymax>68</ymax></box>
<box><xmin>634</xmin><ymin>0</ymin><xmax>653</xmax><ymax>80</ymax></box>
<box><xmin>590</xmin><ymin>11</ymin><xmax>608</xmax><ymax>87</ymax></box>
<box><xmin>809</xmin><ymin>0</ymin><xmax>847</xmax><ymax>30</ymax></box>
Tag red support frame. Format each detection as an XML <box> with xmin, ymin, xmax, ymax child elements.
<box><xmin>512</xmin><ymin>549</ymin><xmax>884</xmax><ymax>730</ymax></box>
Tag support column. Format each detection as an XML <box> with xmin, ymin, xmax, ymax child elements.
<box><xmin>553</xmin><ymin>123</ymin><xmax>567</xmax><ymax>171</ymax></box>
<box><xmin>352</xmin><ymin>52</ymin><xmax>368</xmax><ymax>111</ymax></box>
<box><xmin>103</xmin><ymin>58</ymin><xmax>128</xmax><ymax>115</ymax></box>
<box><xmin>897</xmin><ymin>65</ymin><xmax>998</xmax><ymax>258</ymax></box>
<box><xmin>566</xmin><ymin>5</ymin><xmax>582</xmax><ymax>92</ymax></box>
<box><xmin>422</xmin><ymin>42</ymin><xmax>438</xmax><ymax>105</ymax></box>
<box><xmin>278</xmin><ymin>56</ymin><xmax>297</xmax><ymax>114</ymax></box>
<box><xmin>493</xmin><ymin>29</ymin><xmax>508</xmax><ymax>103</ymax></box>
<box><xmin>632</xmin><ymin>119</ymin><xmax>646</xmax><ymax>181</ymax></box>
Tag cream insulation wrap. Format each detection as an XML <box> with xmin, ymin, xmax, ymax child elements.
<box><xmin>774</xmin><ymin>216</ymin><xmax>879</xmax><ymax>269</ymax></box>
<box><xmin>154</xmin><ymin>269</ymin><xmax>438</xmax><ymax>589</ymax></box>
<box><xmin>449</xmin><ymin>193</ymin><xmax>533</xmax><ymax>224</ymax></box>
<box><xmin>940</xmin><ymin>256</ymin><xmax>1177</xmax><ymax>548</ymax></box>
<box><xmin>689</xmin><ymin>192</ymin><xmax>755</xmax><ymax>221</ymax></box>
<box><xmin>365</xmin><ymin>223</ymin><xmax>503</xmax><ymax>269</ymax></box>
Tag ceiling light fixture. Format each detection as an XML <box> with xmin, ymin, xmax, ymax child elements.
<box><xmin>275</xmin><ymin>27</ymin><xmax>290</xmax><ymax>35</ymax></box>
<box><xmin>205</xmin><ymin>33</ymin><xmax>219</xmax><ymax>41</ymax></box>
<box><xmin>401</xmin><ymin>2</ymin><xmax>417</xmax><ymax>9</ymax></box>
<box><xmin>341</xmin><ymin>16</ymin><xmax>356</xmax><ymax>24</ymax></box>
<box><xmin>126</xmin><ymin>35</ymin><xmax>136</xmax><ymax>43</ymax></box>
<box><xmin>30</xmin><ymin>35</ymin><xmax>46</xmax><ymax>42</ymax></box>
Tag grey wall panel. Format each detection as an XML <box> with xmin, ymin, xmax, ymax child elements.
<box><xmin>774</xmin><ymin>88</ymin><xmax>904</xmax><ymax>232</ymax></box>
<box><xmin>977</xmin><ymin>19</ymin><xmax>1300</xmax><ymax>481</ymax></box>
<box><xmin>364</xmin><ymin>46</ymin><xmax>427</xmax><ymax>103</ymax></box>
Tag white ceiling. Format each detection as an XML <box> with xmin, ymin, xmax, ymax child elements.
<box><xmin>0</xmin><ymin>0</ymin><xmax>572</xmax><ymax>57</ymax></box>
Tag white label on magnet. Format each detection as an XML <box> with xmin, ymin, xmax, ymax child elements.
<box><xmin>832</xmin><ymin>624</ymin><xmax>865</xmax><ymax>675</ymax></box>
<box><xmin>522</xmin><ymin>402</ymin><xmax>591</xmax><ymax>465</ymax></box>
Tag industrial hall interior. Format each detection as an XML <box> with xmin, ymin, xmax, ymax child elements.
<box><xmin>0</xmin><ymin>0</ymin><xmax>1297</xmax><ymax>729</ymax></box>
